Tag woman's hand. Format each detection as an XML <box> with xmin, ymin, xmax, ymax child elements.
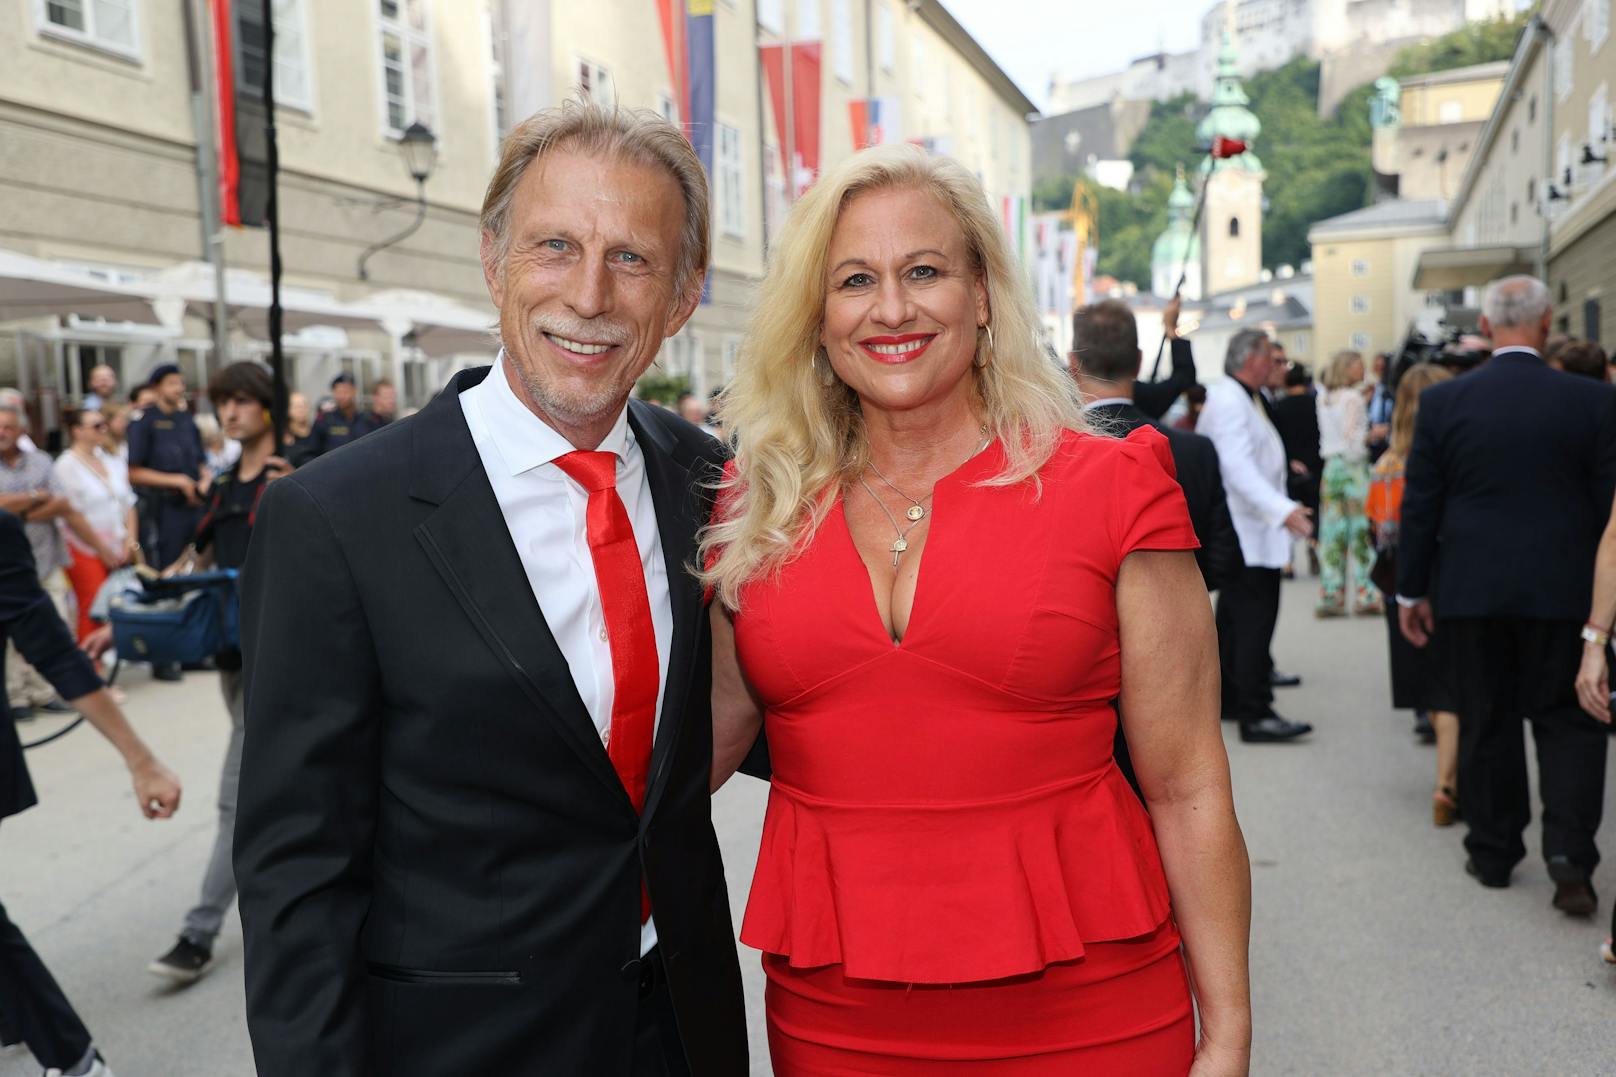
<box><xmin>1576</xmin><ymin>643</ymin><xmax>1611</xmax><ymax>722</ymax></box>
<box><xmin>130</xmin><ymin>756</ymin><xmax>182</xmax><ymax>819</ymax></box>
<box><xmin>1189</xmin><ymin>1039</ymin><xmax>1250</xmax><ymax>1077</ymax></box>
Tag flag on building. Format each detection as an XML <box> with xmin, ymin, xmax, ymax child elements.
<box><xmin>849</xmin><ymin>96</ymin><xmax>902</xmax><ymax>150</ymax></box>
<box><xmin>208</xmin><ymin>0</ymin><xmax>271</xmax><ymax>228</ymax></box>
<box><xmin>655</xmin><ymin>0</ymin><xmax>716</xmax><ymax>300</ymax></box>
<box><xmin>760</xmin><ymin>40</ymin><xmax>822</xmax><ymax>198</ymax></box>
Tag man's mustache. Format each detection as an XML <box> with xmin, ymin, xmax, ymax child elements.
<box><xmin>529</xmin><ymin>314</ymin><xmax>632</xmax><ymax>346</ymax></box>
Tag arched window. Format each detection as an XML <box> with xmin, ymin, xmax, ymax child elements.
<box><xmin>1229</xmin><ymin>216</ymin><xmax>1241</xmax><ymax>238</ymax></box>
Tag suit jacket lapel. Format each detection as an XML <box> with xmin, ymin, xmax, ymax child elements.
<box><xmin>630</xmin><ymin>401</ymin><xmax>704</xmax><ymax>821</ymax></box>
<box><xmin>409</xmin><ymin>369</ymin><xmax>631</xmax><ymax>809</ymax></box>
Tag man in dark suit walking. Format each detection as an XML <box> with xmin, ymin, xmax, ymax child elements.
<box><xmin>1399</xmin><ymin>275</ymin><xmax>1616</xmax><ymax>914</ymax></box>
<box><xmin>1071</xmin><ymin>300</ymin><xmax>1243</xmax><ymax>592</ymax></box>
<box><xmin>1071</xmin><ymin>300</ymin><xmax>1244</xmax><ymax>792</ymax></box>
<box><xmin>0</xmin><ymin>510</ymin><xmax>181</xmax><ymax>1077</ymax></box>
<box><xmin>234</xmin><ymin>105</ymin><xmax>748</xmax><ymax>1076</ymax></box>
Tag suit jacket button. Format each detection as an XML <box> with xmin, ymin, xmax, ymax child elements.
<box><xmin>619</xmin><ymin>959</ymin><xmax>642</xmax><ymax>981</ymax></box>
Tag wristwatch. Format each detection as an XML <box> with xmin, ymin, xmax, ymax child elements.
<box><xmin>1582</xmin><ymin>623</ymin><xmax>1611</xmax><ymax>647</ymax></box>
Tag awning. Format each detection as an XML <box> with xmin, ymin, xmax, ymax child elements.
<box><xmin>1412</xmin><ymin>245</ymin><xmax>1536</xmax><ymax>290</ymax></box>
<box><xmin>358</xmin><ymin>288</ymin><xmax>497</xmax><ymax>358</ymax></box>
<box><xmin>0</xmin><ymin>248</ymin><xmax>166</xmax><ymax>325</ymax></box>
<box><xmin>152</xmin><ymin>261</ymin><xmax>392</xmax><ymax>336</ymax></box>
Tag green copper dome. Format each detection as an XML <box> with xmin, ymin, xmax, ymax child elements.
<box><xmin>1197</xmin><ymin>32</ymin><xmax>1262</xmax><ymax>172</ymax></box>
<box><xmin>1153</xmin><ymin>165</ymin><xmax>1201</xmax><ymax>269</ymax></box>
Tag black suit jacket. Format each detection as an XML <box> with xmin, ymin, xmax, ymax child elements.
<box><xmin>0</xmin><ymin>511</ymin><xmax>101</xmax><ymax>821</ymax></box>
<box><xmin>1089</xmin><ymin>402</ymin><xmax>1244</xmax><ymax>592</ymax></box>
<box><xmin>1398</xmin><ymin>349</ymin><xmax>1616</xmax><ymax>620</ymax></box>
<box><xmin>234</xmin><ymin>369</ymin><xmax>748</xmax><ymax>1076</ymax></box>
<box><xmin>1134</xmin><ymin>337</ymin><xmax>1199</xmax><ymax>420</ymax></box>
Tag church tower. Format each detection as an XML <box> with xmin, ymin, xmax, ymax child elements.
<box><xmin>1197</xmin><ymin>26</ymin><xmax>1265</xmax><ymax>296</ymax></box>
<box><xmin>1152</xmin><ymin>165</ymin><xmax>1202</xmax><ymax>300</ymax></box>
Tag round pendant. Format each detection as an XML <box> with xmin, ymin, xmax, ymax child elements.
<box><xmin>906</xmin><ymin>505</ymin><xmax>925</xmax><ymax>522</ymax></box>
<box><xmin>892</xmin><ymin>537</ymin><xmax>909</xmax><ymax>553</ymax></box>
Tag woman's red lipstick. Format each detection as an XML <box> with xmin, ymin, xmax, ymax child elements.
<box><xmin>859</xmin><ymin>333</ymin><xmax>936</xmax><ymax>364</ymax></box>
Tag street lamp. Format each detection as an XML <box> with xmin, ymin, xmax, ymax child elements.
<box><xmin>358</xmin><ymin>121</ymin><xmax>438</xmax><ymax>281</ymax></box>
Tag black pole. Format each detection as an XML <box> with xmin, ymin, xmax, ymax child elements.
<box><xmin>1147</xmin><ymin>165</ymin><xmax>1214</xmax><ymax>382</ymax></box>
<box><xmin>261</xmin><ymin>0</ymin><xmax>288</xmax><ymax>449</ymax></box>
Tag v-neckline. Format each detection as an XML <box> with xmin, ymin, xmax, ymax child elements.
<box><xmin>837</xmin><ymin>438</ymin><xmax>998</xmax><ymax>649</ymax></box>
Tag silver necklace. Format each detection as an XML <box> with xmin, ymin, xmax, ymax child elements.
<box><xmin>859</xmin><ymin>428</ymin><xmax>993</xmax><ymax>567</ymax></box>
<box><xmin>858</xmin><ymin>477</ymin><xmax>926</xmax><ymax>567</ymax></box>
<box><xmin>865</xmin><ymin>460</ymin><xmax>932</xmax><ymax>523</ymax></box>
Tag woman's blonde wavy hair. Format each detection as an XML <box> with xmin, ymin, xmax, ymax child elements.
<box><xmin>699</xmin><ymin>143</ymin><xmax>1085</xmax><ymax>609</ymax></box>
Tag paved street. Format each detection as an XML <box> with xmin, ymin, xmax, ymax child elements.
<box><xmin>3</xmin><ymin>575</ymin><xmax>1612</xmax><ymax>1076</ymax></box>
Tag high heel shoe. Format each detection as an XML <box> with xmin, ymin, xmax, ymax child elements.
<box><xmin>1601</xmin><ymin>937</ymin><xmax>1615</xmax><ymax>964</ymax></box>
<box><xmin>1433</xmin><ymin>786</ymin><xmax>1459</xmax><ymax>827</ymax></box>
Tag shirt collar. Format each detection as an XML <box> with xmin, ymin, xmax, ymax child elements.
<box><xmin>475</xmin><ymin>351</ymin><xmax>633</xmax><ymax>476</ymax></box>
<box><xmin>1084</xmin><ymin>397</ymin><xmax>1135</xmax><ymax>411</ymax></box>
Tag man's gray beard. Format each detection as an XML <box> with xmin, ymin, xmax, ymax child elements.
<box><xmin>512</xmin><ymin>361</ymin><xmax>632</xmax><ymax>428</ymax></box>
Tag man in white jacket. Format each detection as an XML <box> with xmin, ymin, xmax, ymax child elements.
<box><xmin>1197</xmin><ymin>329</ymin><xmax>1315</xmax><ymax>743</ymax></box>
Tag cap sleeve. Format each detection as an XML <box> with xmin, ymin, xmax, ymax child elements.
<box><xmin>1113</xmin><ymin>425</ymin><xmax>1199</xmax><ymax>562</ymax></box>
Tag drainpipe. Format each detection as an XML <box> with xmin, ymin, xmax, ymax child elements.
<box><xmin>1536</xmin><ymin>13</ymin><xmax>1553</xmax><ymax>283</ymax></box>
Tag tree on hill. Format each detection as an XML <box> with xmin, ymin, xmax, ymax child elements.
<box><xmin>1033</xmin><ymin>10</ymin><xmax>1532</xmax><ymax>287</ymax></box>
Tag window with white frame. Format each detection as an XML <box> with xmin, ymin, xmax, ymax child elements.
<box><xmin>1438</xmin><ymin>100</ymin><xmax>1462</xmax><ymax>124</ymax></box>
<box><xmin>487</xmin><ymin>0</ymin><xmax>506</xmax><ymax>140</ymax></box>
<box><xmin>575</xmin><ymin>56</ymin><xmax>615</xmax><ymax>108</ymax></box>
<box><xmin>1350</xmin><ymin>331</ymin><xmax>1371</xmax><ymax>350</ymax></box>
<box><xmin>831</xmin><ymin>0</ymin><xmax>853</xmax><ymax>83</ymax></box>
<box><xmin>235</xmin><ymin>0</ymin><xmax>312</xmax><ymax>112</ymax></box>
<box><xmin>378</xmin><ymin>0</ymin><xmax>436</xmax><ymax>136</ymax></box>
<box><xmin>1350</xmin><ymin>295</ymin><xmax>1370</xmax><ymax>315</ymax></box>
<box><xmin>1555</xmin><ymin>36</ymin><xmax>1573</xmax><ymax>102</ymax></box>
<box><xmin>39</xmin><ymin>0</ymin><xmax>138</xmax><ymax>56</ymax></box>
<box><xmin>718</xmin><ymin>123</ymin><xmax>745</xmax><ymax>239</ymax></box>
<box><xmin>796</xmin><ymin>0</ymin><xmax>819</xmax><ymax>38</ymax></box>
<box><xmin>1591</xmin><ymin>84</ymin><xmax>1610</xmax><ymax>157</ymax></box>
<box><xmin>877</xmin><ymin>2</ymin><xmax>893</xmax><ymax>72</ymax></box>
<box><xmin>1587</xmin><ymin>0</ymin><xmax>1609</xmax><ymax>51</ymax></box>
<box><xmin>1558</xmin><ymin>132</ymin><xmax>1574</xmax><ymax>181</ymax></box>
<box><xmin>764</xmin><ymin>142</ymin><xmax>786</xmax><ymax>243</ymax></box>
<box><xmin>757</xmin><ymin>0</ymin><xmax>783</xmax><ymax>33</ymax></box>
<box><xmin>1351</xmin><ymin>258</ymin><xmax>1370</xmax><ymax>277</ymax></box>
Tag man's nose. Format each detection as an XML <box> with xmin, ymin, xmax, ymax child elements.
<box><xmin>564</xmin><ymin>257</ymin><xmax>612</xmax><ymax>321</ymax></box>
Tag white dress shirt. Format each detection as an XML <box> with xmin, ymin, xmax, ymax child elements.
<box><xmin>461</xmin><ymin>356</ymin><xmax>671</xmax><ymax>957</ymax></box>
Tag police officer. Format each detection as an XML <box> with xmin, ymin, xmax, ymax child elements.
<box><xmin>126</xmin><ymin>364</ymin><xmax>206</xmax><ymax>682</ymax></box>
<box><xmin>126</xmin><ymin>364</ymin><xmax>205</xmax><ymax>570</ymax></box>
<box><xmin>310</xmin><ymin>373</ymin><xmax>362</xmax><ymax>457</ymax></box>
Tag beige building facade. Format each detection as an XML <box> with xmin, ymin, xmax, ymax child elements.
<box><xmin>1309</xmin><ymin>200</ymin><xmax>1449</xmax><ymax>358</ymax></box>
<box><xmin>0</xmin><ymin>0</ymin><xmax>1033</xmax><ymax>433</ymax></box>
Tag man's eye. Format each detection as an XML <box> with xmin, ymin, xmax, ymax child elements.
<box><xmin>544</xmin><ymin>239</ymin><xmax>568</xmax><ymax>251</ymax></box>
<box><xmin>841</xmin><ymin>272</ymin><xmax>873</xmax><ymax>288</ymax></box>
<box><xmin>613</xmin><ymin>251</ymin><xmax>644</xmax><ymax>264</ymax></box>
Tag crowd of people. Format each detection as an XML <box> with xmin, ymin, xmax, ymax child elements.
<box><xmin>2</xmin><ymin>98</ymin><xmax>1615</xmax><ymax>1076</ymax></box>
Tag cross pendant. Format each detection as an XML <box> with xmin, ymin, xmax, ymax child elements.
<box><xmin>890</xmin><ymin>537</ymin><xmax>908</xmax><ymax>566</ymax></box>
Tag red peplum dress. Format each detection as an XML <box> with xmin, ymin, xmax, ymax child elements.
<box><xmin>726</xmin><ymin>426</ymin><xmax>1203</xmax><ymax>1075</ymax></box>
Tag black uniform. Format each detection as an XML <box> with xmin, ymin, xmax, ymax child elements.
<box><xmin>355</xmin><ymin>411</ymin><xmax>393</xmax><ymax>438</ymax></box>
<box><xmin>126</xmin><ymin>406</ymin><xmax>205</xmax><ymax>568</ymax></box>
<box><xmin>0</xmin><ymin>511</ymin><xmax>104</xmax><ymax>1070</ymax></box>
<box><xmin>310</xmin><ymin>407</ymin><xmax>363</xmax><ymax>457</ymax></box>
<box><xmin>283</xmin><ymin>431</ymin><xmax>319</xmax><ymax>468</ymax></box>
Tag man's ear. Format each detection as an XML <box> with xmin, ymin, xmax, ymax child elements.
<box><xmin>1478</xmin><ymin>314</ymin><xmax>1492</xmax><ymax>340</ymax></box>
<box><xmin>664</xmin><ymin>275</ymin><xmax>705</xmax><ymax>338</ymax></box>
<box><xmin>480</xmin><ymin>231</ymin><xmax>505</xmax><ymax>308</ymax></box>
<box><xmin>1130</xmin><ymin>348</ymin><xmax>1143</xmax><ymax>381</ymax></box>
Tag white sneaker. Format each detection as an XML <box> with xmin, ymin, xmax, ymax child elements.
<box><xmin>43</xmin><ymin>1049</ymin><xmax>116</xmax><ymax>1077</ymax></box>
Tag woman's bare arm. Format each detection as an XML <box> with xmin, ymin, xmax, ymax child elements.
<box><xmin>710</xmin><ymin>604</ymin><xmax>764</xmax><ymax>792</ymax></box>
<box><xmin>1117</xmin><ymin>549</ymin><xmax>1252</xmax><ymax>1074</ymax></box>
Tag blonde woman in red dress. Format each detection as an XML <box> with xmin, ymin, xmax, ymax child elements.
<box><xmin>702</xmin><ymin>145</ymin><xmax>1252</xmax><ymax>1076</ymax></box>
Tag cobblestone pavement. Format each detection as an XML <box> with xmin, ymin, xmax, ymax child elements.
<box><xmin>2</xmin><ymin>576</ymin><xmax>1610</xmax><ymax>1075</ymax></box>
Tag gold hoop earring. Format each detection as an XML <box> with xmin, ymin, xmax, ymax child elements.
<box><xmin>976</xmin><ymin>324</ymin><xmax>995</xmax><ymax>369</ymax></box>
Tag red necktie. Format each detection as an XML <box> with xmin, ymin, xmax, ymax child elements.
<box><xmin>553</xmin><ymin>451</ymin><xmax>658</xmax><ymax>921</ymax></box>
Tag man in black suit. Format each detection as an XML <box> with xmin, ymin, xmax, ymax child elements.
<box><xmin>1399</xmin><ymin>275</ymin><xmax>1616</xmax><ymax>914</ymax></box>
<box><xmin>0</xmin><ymin>511</ymin><xmax>181</xmax><ymax>1077</ymax></box>
<box><xmin>1071</xmin><ymin>301</ymin><xmax>1243</xmax><ymax>792</ymax></box>
<box><xmin>234</xmin><ymin>105</ymin><xmax>748</xmax><ymax>1076</ymax></box>
<box><xmin>1133</xmin><ymin>295</ymin><xmax>1200</xmax><ymax>420</ymax></box>
<box><xmin>1071</xmin><ymin>300</ymin><xmax>1242</xmax><ymax>592</ymax></box>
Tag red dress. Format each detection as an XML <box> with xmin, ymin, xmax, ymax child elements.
<box><xmin>728</xmin><ymin>427</ymin><xmax>1203</xmax><ymax>1075</ymax></box>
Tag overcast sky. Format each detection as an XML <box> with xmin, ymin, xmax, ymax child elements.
<box><xmin>940</xmin><ymin>0</ymin><xmax>1217</xmax><ymax>110</ymax></box>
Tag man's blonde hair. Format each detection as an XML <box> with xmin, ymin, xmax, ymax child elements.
<box><xmin>480</xmin><ymin>102</ymin><xmax>710</xmax><ymax>298</ymax></box>
<box><xmin>699</xmin><ymin>143</ymin><xmax>1084</xmax><ymax>608</ymax></box>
